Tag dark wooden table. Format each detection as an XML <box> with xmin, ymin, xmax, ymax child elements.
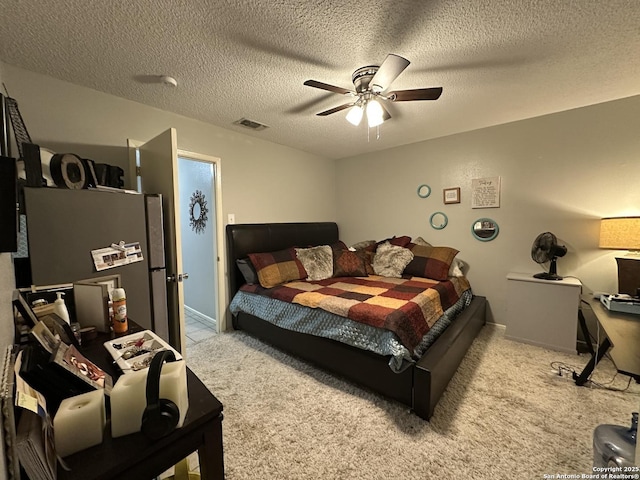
<box><xmin>574</xmin><ymin>296</ymin><xmax>640</xmax><ymax>386</ymax></box>
<box><xmin>57</xmin><ymin>325</ymin><xmax>224</xmax><ymax>480</ymax></box>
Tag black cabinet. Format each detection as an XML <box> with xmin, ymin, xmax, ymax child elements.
<box><xmin>0</xmin><ymin>156</ymin><xmax>18</xmax><ymax>252</ymax></box>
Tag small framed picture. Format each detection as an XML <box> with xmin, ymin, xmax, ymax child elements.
<box><xmin>443</xmin><ymin>187</ymin><xmax>461</xmax><ymax>204</ymax></box>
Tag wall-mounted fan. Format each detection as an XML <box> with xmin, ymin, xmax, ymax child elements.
<box><xmin>303</xmin><ymin>54</ymin><xmax>442</xmax><ymax>126</ymax></box>
<box><xmin>531</xmin><ymin>232</ymin><xmax>567</xmax><ymax>280</ymax></box>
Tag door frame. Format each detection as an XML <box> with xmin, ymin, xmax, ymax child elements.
<box><xmin>127</xmin><ymin>140</ymin><xmax>227</xmax><ymax>334</ymax></box>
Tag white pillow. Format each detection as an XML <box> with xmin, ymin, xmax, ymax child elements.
<box><xmin>295</xmin><ymin>245</ymin><xmax>333</xmax><ymax>281</ymax></box>
<box><xmin>372</xmin><ymin>242</ymin><xmax>414</xmax><ymax>278</ymax></box>
<box><xmin>450</xmin><ymin>259</ymin><xmax>465</xmax><ymax>277</ymax></box>
<box><xmin>413</xmin><ymin>236</ymin><xmax>431</xmax><ymax>246</ymax></box>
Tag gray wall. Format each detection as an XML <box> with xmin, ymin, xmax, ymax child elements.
<box><xmin>336</xmin><ymin>95</ymin><xmax>640</xmax><ymax>324</ymax></box>
<box><xmin>1</xmin><ymin>63</ymin><xmax>338</xmax><ymax>225</ymax></box>
<box><xmin>0</xmin><ymin>62</ymin><xmax>338</xmax><ymax>334</ymax></box>
<box><xmin>2</xmin><ymin>60</ymin><xmax>640</xmax><ymax>333</ymax></box>
<box><xmin>2</xmin><ymin>58</ymin><xmax>640</xmax><ymax>478</ymax></box>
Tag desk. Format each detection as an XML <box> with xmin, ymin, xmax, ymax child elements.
<box><xmin>56</xmin><ymin>326</ymin><xmax>225</xmax><ymax>480</ymax></box>
<box><xmin>574</xmin><ymin>296</ymin><xmax>640</xmax><ymax>386</ymax></box>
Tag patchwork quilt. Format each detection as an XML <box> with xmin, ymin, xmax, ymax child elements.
<box><xmin>240</xmin><ymin>274</ymin><xmax>471</xmax><ymax>351</ymax></box>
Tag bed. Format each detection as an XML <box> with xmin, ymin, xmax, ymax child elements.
<box><xmin>226</xmin><ymin>222</ymin><xmax>486</xmax><ymax>420</ymax></box>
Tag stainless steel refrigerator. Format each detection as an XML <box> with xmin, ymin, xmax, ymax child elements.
<box><xmin>21</xmin><ymin>187</ymin><xmax>169</xmax><ymax>340</ymax></box>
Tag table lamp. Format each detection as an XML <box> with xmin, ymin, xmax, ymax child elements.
<box><xmin>599</xmin><ymin>217</ymin><xmax>640</xmax><ymax>296</ymax></box>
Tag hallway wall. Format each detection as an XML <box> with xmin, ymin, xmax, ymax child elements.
<box><xmin>178</xmin><ymin>157</ymin><xmax>217</xmax><ymax>321</ymax></box>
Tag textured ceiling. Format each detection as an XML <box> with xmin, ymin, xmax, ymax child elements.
<box><xmin>1</xmin><ymin>0</ymin><xmax>639</xmax><ymax>159</ymax></box>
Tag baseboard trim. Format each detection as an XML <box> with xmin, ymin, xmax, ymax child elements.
<box><xmin>185</xmin><ymin>305</ymin><xmax>217</xmax><ymax>329</ymax></box>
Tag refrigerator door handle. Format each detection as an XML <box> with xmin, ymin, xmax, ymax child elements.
<box><xmin>167</xmin><ymin>273</ymin><xmax>189</xmax><ymax>283</ymax></box>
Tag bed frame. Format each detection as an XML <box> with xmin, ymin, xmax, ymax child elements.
<box><xmin>226</xmin><ymin>222</ymin><xmax>487</xmax><ymax>420</ymax></box>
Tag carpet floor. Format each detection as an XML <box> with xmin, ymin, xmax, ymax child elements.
<box><xmin>185</xmin><ymin>325</ymin><xmax>639</xmax><ymax>479</ymax></box>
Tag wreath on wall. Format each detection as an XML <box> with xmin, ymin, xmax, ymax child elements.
<box><xmin>189</xmin><ymin>190</ymin><xmax>209</xmax><ymax>234</ymax></box>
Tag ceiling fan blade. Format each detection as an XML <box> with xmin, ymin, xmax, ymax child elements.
<box><xmin>388</xmin><ymin>87</ymin><xmax>443</xmax><ymax>101</ymax></box>
<box><xmin>370</xmin><ymin>54</ymin><xmax>410</xmax><ymax>92</ymax></box>
<box><xmin>316</xmin><ymin>103</ymin><xmax>355</xmax><ymax>116</ymax></box>
<box><xmin>379</xmin><ymin>101</ymin><xmax>391</xmax><ymax>121</ymax></box>
<box><xmin>304</xmin><ymin>80</ymin><xmax>353</xmax><ymax>95</ymax></box>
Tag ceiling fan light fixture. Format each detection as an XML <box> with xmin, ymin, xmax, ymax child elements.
<box><xmin>346</xmin><ymin>104</ymin><xmax>364</xmax><ymax>126</ymax></box>
<box><xmin>303</xmin><ymin>53</ymin><xmax>442</xmax><ymax>128</ymax></box>
<box><xmin>366</xmin><ymin>99</ymin><xmax>385</xmax><ymax>128</ymax></box>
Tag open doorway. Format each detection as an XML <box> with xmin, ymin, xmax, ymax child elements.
<box><xmin>178</xmin><ymin>155</ymin><xmax>219</xmax><ymax>349</ymax></box>
<box><xmin>129</xmin><ymin>130</ymin><xmax>225</xmax><ymax>354</ymax></box>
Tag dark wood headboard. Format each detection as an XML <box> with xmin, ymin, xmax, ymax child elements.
<box><xmin>226</xmin><ymin>222</ymin><xmax>339</xmax><ymax>296</ymax></box>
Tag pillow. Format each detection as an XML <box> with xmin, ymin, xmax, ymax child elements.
<box><xmin>412</xmin><ymin>237</ymin><xmax>465</xmax><ymax>277</ymax></box>
<box><xmin>350</xmin><ymin>239</ymin><xmax>376</xmax><ymax>250</ymax></box>
<box><xmin>372</xmin><ymin>241</ymin><xmax>414</xmax><ymax>278</ymax></box>
<box><xmin>413</xmin><ymin>236</ymin><xmax>431</xmax><ymax>247</ymax></box>
<box><xmin>404</xmin><ymin>244</ymin><xmax>459</xmax><ymax>281</ymax></box>
<box><xmin>450</xmin><ymin>259</ymin><xmax>465</xmax><ymax>277</ymax></box>
<box><xmin>332</xmin><ymin>248</ymin><xmax>368</xmax><ymax>277</ymax></box>
<box><xmin>347</xmin><ymin>242</ymin><xmax>376</xmax><ymax>274</ymax></box>
<box><xmin>331</xmin><ymin>240</ymin><xmax>348</xmax><ymax>251</ymax></box>
<box><xmin>236</xmin><ymin>258</ymin><xmax>258</xmax><ymax>284</ymax></box>
<box><xmin>295</xmin><ymin>245</ymin><xmax>333</xmax><ymax>281</ymax></box>
<box><xmin>248</xmin><ymin>248</ymin><xmax>307</xmax><ymax>288</ymax></box>
<box><xmin>385</xmin><ymin>235</ymin><xmax>412</xmax><ymax>248</ymax></box>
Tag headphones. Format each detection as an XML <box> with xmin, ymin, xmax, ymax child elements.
<box><xmin>141</xmin><ymin>350</ymin><xmax>180</xmax><ymax>440</ymax></box>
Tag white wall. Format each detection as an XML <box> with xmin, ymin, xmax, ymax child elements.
<box><xmin>337</xmin><ymin>95</ymin><xmax>640</xmax><ymax>324</ymax></box>
<box><xmin>3</xmin><ymin>60</ymin><xmax>640</xmax><ymax>330</ymax></box>
<box><xmin>0</xmin><ymin>62</ymin><xmax>337</xmax><ymax>353</ymax></box>
<box><xmin>2</xmin><ymin>64</ymin><xmax>639</xmax><ymax>478</ymax></box>
<box><xmin>1</xmin><ymin>63</ymin><xmax>337</xmax><ymax>224</ymax></box>
<box><xmin>178</xmin><ymin>157</ymin><xmax>217</xmax><ymax>320</ymax></box>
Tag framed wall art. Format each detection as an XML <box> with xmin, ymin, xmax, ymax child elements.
<box><xmin>471</xmin><ymin>176</ymin><xmax>501</xmax><ymax>209</ymax></box>
<box><xmin>443</xmin><ymin>187</ymin><xmax>460</xmax><ymax>204</ymax></box>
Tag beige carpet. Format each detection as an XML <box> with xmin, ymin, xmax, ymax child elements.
<box><xmin>185</xmin><ymin>325</ymin><xmax>639</xmax><ymax>479</ymax></box>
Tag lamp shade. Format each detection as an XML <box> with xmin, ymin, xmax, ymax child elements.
<box><xmin>599</xmin><ymin>217</ymin><xmax>640</xmax><ymax>250</ymax></box>
<box><xmin>366</xmin><ymin>99</ymin><xmax>384</xmax><ymax>128</ymax></box>
<box><xmin>346</xmin><ymin>105</ymin><xmax>363</xmax><ymax>126</ymax></box>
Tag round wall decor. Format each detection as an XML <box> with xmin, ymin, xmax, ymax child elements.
<box><xmin>189</xmin><ymin>190</ymin><xmax>209</xmax><ymax>234</ymax></box>
<box><xmin>417</xmin><ymin>184</ymin><xmax>432</xmax><ymax>198</ymax></box>
<box><xmin>430</xmin><ymin>211</ymin><xmax>448</xmax><ymax>230</ymax></box>
<box><xmin>471</xmin><ymin>218</ymin><xmax>499</xmax><ymax>241</ymax></box>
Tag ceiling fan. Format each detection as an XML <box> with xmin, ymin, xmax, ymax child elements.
<box><xmin>303</xmin><ymin>54</ymin><xmax>442</xmax><ymax>127</ymax></box>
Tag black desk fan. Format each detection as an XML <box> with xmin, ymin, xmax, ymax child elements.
<box><xmin>531</xmin><ymin>232</ymin><xmax>567</xmax><ymax>280</ymax></box>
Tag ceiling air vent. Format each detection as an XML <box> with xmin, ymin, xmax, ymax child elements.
<box><xmin>233</xmin><ymin>118</ymin><xmax>269</xmax><ymax>131</ymax></box>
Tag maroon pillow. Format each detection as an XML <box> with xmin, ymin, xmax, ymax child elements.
<box><xmin>332</xmin><ymin>249</ymin><xmax>368</xmax><ymax>277</ymax></box>
<box><xmin>379</xmin><ymin>236</ymin><xmax>412</xmax><ymax>248</ymax></box>
<box><xmin>367</xmin><ymin>235</ymin><xmax>411</xmax><ymax>248</ymax></box>
<box><xmin>330</xmin><ymin>240</ymin><xmax>348</xmax><ymax>251</ymax></box>
<box><xmin>248</xmin><ymin>248</ymin><xmax>307</xmax><ymax>288</ymax></box>
<box><xmin>351</xmin><ymin>244</ymin><xmax>375</xmax><ymax>275</ymax></box>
